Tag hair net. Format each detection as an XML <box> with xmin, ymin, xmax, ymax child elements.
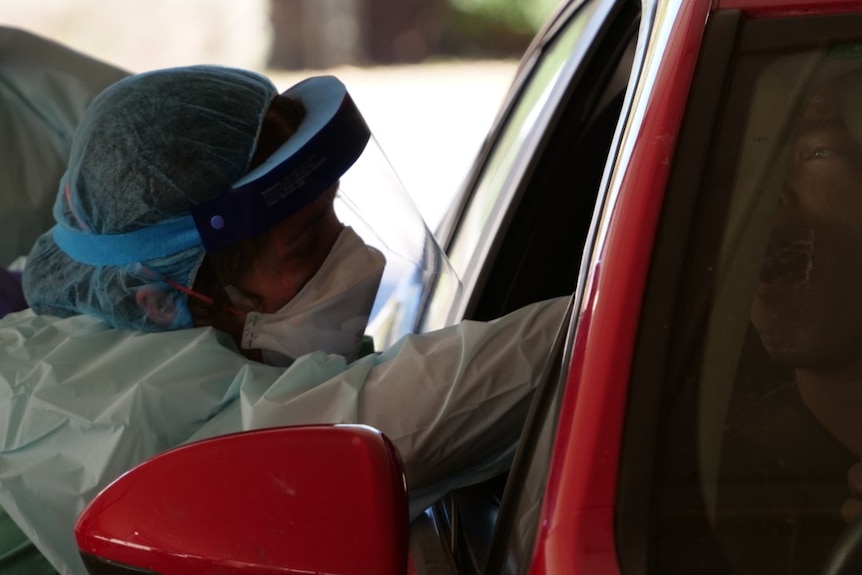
<box><xmin>22</xmin><ymin>65</ymin><xmax>277</xmax><ymax>331</ymax></box>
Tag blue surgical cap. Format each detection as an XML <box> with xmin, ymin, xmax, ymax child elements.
<box><xmin>22</xmin><ymin>65</ymin><xmax>277</xmax><ymax>331</ymax></box>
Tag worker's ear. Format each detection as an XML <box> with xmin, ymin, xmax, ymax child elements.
<box><xmin>135</xmin><ymin>286</ymin><xmax>177</xmax><ymax>327</ymax></box>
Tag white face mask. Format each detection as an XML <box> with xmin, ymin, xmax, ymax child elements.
<box><xmin>238</xmin><ymin>226</ymin><xmax>385</xmax><ymax>366</ymax></box>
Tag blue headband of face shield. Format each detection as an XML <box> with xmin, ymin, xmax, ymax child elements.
<box><xmin>52</xmin><ymin>76</ymin><xmax>370</xmax><ymax>263</ymax></box>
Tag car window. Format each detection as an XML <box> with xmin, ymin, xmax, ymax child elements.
<box><xmin>421</xmin><ymin>0</ymin><xmax>618</xmax><ymax>330</ymax></box>
<box><xmin>412</xmin><ymin>0</ymin><xmax>640</xmax><ymax>573</ymax></box>
<box><xmin>624</xmin><ymin>10</ymin><xmax>862</xmax><ymax>575</ymax></box>
<box><xmin>444</xmin><ymin>0</ymin><xmax>604</xmax><ymax>280</ymax></box>
<box><xmin>485</xmin><ymin>19</ymin><xmax>638</xmax><ymax>575</ymax></box>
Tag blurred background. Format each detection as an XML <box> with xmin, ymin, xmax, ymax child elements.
<box><xmin>2</xmin><ymin>0</ymin><xmax>560</xmax><ymax>228</ymax></box>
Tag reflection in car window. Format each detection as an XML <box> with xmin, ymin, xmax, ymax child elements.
<box><xmin>652</xmin><ymin>20</ymin><xmax>862</xmax><ymax>575</ymax></box>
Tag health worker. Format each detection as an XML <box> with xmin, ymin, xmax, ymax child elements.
<box><xmin>0</xmin><ymin>65</ymin><xmax>570</xmax><ymax>575</ymax></box>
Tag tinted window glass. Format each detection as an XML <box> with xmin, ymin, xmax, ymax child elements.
<box><xmin>446</xmin><ymin>0</ymin><xmax>603</xmax><ymax>280</ymax></box>
<box><xmin>648</xmin><ymin>12</ymin><xmax>862</xmax><ymax>575</ymax></box>
<box><xmin>421</xmin><ymin>0</ymin><xmax>608</xmax><ymax>331</ymax></box>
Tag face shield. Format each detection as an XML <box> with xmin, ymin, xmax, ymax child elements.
<box><xmin>190</xmin><ymin>76</ymin><xmax>462</xmax><ymax>360</ymax></box>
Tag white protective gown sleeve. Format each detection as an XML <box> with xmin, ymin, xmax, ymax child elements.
<box><xmin>0</xmin><ymin>295</ymin><xmax>569</xmax><ymax>575</ymax></box>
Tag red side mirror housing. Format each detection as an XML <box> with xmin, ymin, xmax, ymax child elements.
<box><xmin>75</xmin><ymin>424</ymin><xmax>408</xmax><ymax>575</ymax></box>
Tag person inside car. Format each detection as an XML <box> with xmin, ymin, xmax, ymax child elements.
<box><xmin>0</xmin><ymin>65</ymin><xmax>569</xmax><ymax>575</ymax></box>
<box><xmin>750</xmin><ymin>64</ymin><xmax>862</xmax><ymax>525</ymax></box>
<box><xmin>712</xmin><ymin>61</ymin><xmax>862</xmax><ymax>575</ymax></box>
<box><xmin>667</xmin><ymin>55</ymin><xmax>862</xmax><ymax>575</ymax></box>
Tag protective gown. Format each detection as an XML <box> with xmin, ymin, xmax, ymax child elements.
<box><xmin>0</xmin><ymin>295</ymin><xmax>569</xmax><ymax>575</ymax></box>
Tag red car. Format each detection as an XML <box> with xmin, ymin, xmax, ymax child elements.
<box><xmin>75</xmin><ymin>0</ymin><xmax>862</xmax><ymax>574</ymax></box>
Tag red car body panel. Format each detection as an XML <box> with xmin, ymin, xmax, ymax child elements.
<box><xmin>76</xmin><ymin>425</ymin><xmax>408</xmax><ymax>575</ymax></box>
<box><xmin>530</xmin><ymin>1</ymin><xmax>713</xmax><ymax>573</ymax></box>
<box><xmin>534</xmin><ymin>1</ymin><xmax>862</xmax><ymax>572</ymax></box>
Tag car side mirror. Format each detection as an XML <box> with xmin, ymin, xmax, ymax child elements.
<box><xmin>75</xmin><ymin>424</ymin><xmax>408</xmax><ymax>575</ymax></box>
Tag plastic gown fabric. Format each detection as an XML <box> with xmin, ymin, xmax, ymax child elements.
<box><xmin>0</xmin><ymin>295</ymin><xmax>569</xmax><ymax>575</ymax></box>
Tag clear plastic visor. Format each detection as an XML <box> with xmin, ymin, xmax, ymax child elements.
<box><xmin>190</xmin><ymin>75</ymin><xmax>462</xmax><ymax>348</ymax></box>
<box><xmin>335</xmin><ymin>135</ymin><xmax>462</xmax><ymax>348</ymax></box>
